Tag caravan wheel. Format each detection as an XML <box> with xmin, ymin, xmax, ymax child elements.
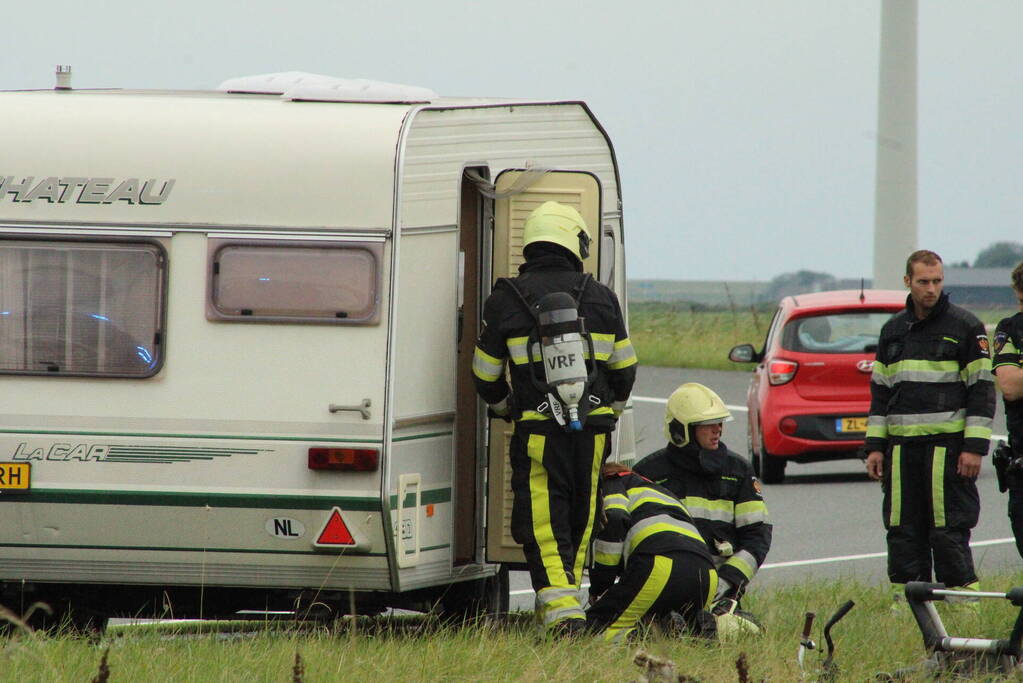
<box><xmin>438</xmin><ymin>565</ymin><xmax>510</xmax><ymax>624</ymax></box>
<box><xmin>16</xmin><ymin>598</ymin><xmax>108</xmax><ymax>636</ymax></box>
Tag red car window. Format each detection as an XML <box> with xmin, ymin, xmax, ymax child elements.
<box><xmin>780</xmin><ymin>311</ymin><xmax>894</xmax><ymax>354</ymax></box>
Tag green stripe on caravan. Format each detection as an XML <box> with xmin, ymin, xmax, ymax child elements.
<box><xmin>12</xmin><ymin>489</ymin><xmax>383</xmax><ymax>510</ymax></box>
<box><xmin>0</xmin><ymin>541</ymin><xmax>387</xmax><ymax>558</ymax></box>
<box><xmin>12</xmin><ymin>487</ymin><xmax>453</xmax><ymax>510</ymax></box>
<box><xmin>389</xmin><ymin>488</ymin><xmax>452</xmax><ymax>509</ymax></box>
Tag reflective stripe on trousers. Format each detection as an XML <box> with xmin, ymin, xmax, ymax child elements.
<box><xmin>602</xmin><ymin>555</ymin><xmax>673</xmax><ymax>642</ymax></box>
<box><xmin>887</xmin><ymin>443</ymin><xmax>960</xmax><ymax>529</ymax></box>
<box><xmin>509</xmin><ymin>428</ymin><xmax>609</xmax><ymax>627</ymax></box>
<box><xmin>586</xmin><ymin>552</ymin><xmax>717</xmax><ymax>643</ymax></box>
<box><xmin>882</xmin><ymin>439</ymin><xmax>980</xmax><ymax>587</ymax></box>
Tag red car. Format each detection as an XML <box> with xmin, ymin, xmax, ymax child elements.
<box><xmin>728</xmin><ymin>289</ymin><xmax>906</xmax><ymax>483</ymax></box>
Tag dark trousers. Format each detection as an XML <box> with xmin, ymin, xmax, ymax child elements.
<box><xmin>509</xmin><ymin>426</ymin><xmax>611</xmax><ymax>626</ymax></box>
<box><xmin>586</xmin><ymin>551</ymin><xmax>716</xmax><ymax>642</ymax></box>
<box><xmin>1008</xmin><ymin>482</ymin><xmax>1023</xmax><ymax>560</ymax></box>
<box><xmin>1007</xmin><ymin>439</ymin><xmax>1023</xmax><ymax>560</ymax></box>
<box><xmin>882</xmin><ymin>439</ymin><xmax>980</xmax><ymax>587</ymax></box>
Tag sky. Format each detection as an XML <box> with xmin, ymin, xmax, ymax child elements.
<box><xmin>4</xmin><ymin>1</ymin><xmax>1021</xmax><ymax>282</ymax></box>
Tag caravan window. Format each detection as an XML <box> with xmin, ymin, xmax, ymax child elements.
<box><xmin>0</xmin><ymin>239</ymin><xmax>165</xmax><ymax>377</ymax></box>
<box><xmin>208</xmin><ymin>241</ymin><xmax>381</xmax><ymax>324</ymax></box>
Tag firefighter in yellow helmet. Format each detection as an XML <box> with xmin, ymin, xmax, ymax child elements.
<box><xmin>472</xmin><ymin>201</ymin><xmax>637</xmax><ymax>635</ymax></box>
<box><xmin>633</xmin><ymin>383</ymin><xmax>772</xmax><ymax>609</ymax></box>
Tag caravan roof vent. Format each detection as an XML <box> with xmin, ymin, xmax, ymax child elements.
<box><xmin>217</xmin><ymin>72</ymin><xmax>437</xmax><ymax>103</ymax></box>
<box><xmin>55</xmin><ymin>65</ymin><xmax>72</xmax><ymax>90</ymax></box>
<box><xmin>217</xmin><ymin>71</ymin><xmax>315</xmax><ymax>95</ymax></box>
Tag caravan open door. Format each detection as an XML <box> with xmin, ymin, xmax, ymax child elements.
<box><xmin>485</xmin><ymin>170</ymin><xmax>602</xmax><ymax>564</ymax></box>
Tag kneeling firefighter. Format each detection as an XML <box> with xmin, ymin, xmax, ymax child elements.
<box><xmin>633</xmin><ymin>383</ymin><xmax>772</xmax><ymax>607</ymax></box>
<box><xmin>586</xmin><ymin>462</ymin><xmax>717</xmax><ymax>642</ymax></box>
<box><xmin>472</xmin><ymin>201</ymin><xmax>637</xmax><ymax>633</ymax></box>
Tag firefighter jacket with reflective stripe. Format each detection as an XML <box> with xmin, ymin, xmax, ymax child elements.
<box><xmin>472</xmin><ymin>252</ymin><xmax>637</xmax><ymax>431</ymax></box>
<box><xmin>589</xmin><ymin>471</ymin><xmax>712</xmax><ymax>598</ymax></box>
<box><xmin>866</xmin><ymin>293</ymin><xmax>995</xmax><ymax>456</ymax></box>
<box><xmin>994</xmin><ymin>312</ymin><xmax>1023</xmax><ymax>451</ymax></box>
<box><xmin>633</xmin><ymin>442</ymin><xmax>772</xmax><ymax>588</ymax></box>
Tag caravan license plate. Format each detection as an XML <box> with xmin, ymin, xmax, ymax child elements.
<box><xmin>836</xmin><ymin>417</ymin><xmax>868</xmax><ymax>433</ymax></box>
<box><xmin>0</xmin><ymin>462</ymin><xmax>30</xmax><ymax>490</ymax></box>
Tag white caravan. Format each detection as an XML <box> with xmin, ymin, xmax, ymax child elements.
<box><xmin>0</xmin><ymin>74</ymin><xmax>634</xmax><ymax>626</ymax></box>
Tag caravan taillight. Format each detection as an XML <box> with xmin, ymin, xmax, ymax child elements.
<box><xmin>308</xmin><ymin>447</ymin><xmax>379</xmax><ymax>472</ymax></box>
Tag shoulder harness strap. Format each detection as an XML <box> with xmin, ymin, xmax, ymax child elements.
<box><xmin>495</xmin><ymin>277</ymin><xmax>539</xmax><ymax>323</ymax></box>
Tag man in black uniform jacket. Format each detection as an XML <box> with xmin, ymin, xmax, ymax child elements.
<box><xmin>633</xmin><ymin>383</ymin><xmax>771</xmax><ymax>605</ymax></box>
<box><xmin>472</xmin><ymin>201</ymin><xmax>637</xmax><ymax>633</ymax></box>
<box><xmin>993</xmin><ymin>261</ymin><xmax>1023</xmax><ymax>558</ymax></box>
<box><xmin>865</xmin><ymin>250</ymin><xmax>995</xmax><ymax>601</ymax></box>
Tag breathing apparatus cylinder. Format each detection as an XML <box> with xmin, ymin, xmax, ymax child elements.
<box><xmin>535</xmin><ymin>291</ymin><xmax>590</xmax><ymax>431</ymax></box>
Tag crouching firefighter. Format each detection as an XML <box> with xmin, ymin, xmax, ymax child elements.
<box><xmin>586</xmin><ymin>463</ymin><xmax>717</xmax><ymax>642</ymax></box>
<box><xmin>633</xmin><ymin>383</ymin><xmax>772</xmax><ymax>607</ymax></box>
<box><xmin>472</xmin><ymin>201</ymin><xmax>637</xmax><ymax>634</ymax></box>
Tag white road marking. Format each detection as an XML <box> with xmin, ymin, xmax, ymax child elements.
<box><xmin>631</xmin><ymin>395</ymin><xmax>667</xmax><ymax>404</ymax></box>
<box><xmin>508</xmin><ymin>537</ymin><xmax>1017</xmax><ymax>597</ymax></box>
<box><xmin>762</xmin><ymin>537</ymin><xmax>1015</xmax><ymax>570</ymax></box>
<box><xmin>633</xmin><ymin>395</ymin><xmax>747</xmax><ymax>412</ymax></box>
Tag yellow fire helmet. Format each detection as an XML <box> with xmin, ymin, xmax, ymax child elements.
<box><xmin>522</xmin><ymin>201</ymin><xmax>591</xmax><ymax>262</ymax></box>
<box><xmin>664</xmin><ymin>382</ymin><xmax>733</xmax><ymax>447</ymax></box>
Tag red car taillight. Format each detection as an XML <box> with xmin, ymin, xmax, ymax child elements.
<box><xmin>308</xmin><ymin>447</ymin><xmax>379</xmax><ymax>471</ymax></box>
<box><xmin>768</xmin><ymin>359</ymin><xmax>798</xmax><ymax>385</ymax></box>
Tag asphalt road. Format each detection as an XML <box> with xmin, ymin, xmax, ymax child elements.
<box><xmin>508</xmin><ymin>366</ymin><xmax>1018</xmax><ymax>611</ymax></box>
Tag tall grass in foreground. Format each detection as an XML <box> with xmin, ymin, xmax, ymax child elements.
<box><xmin>629</xmin><ymin>303</ymin><xmax>764</xmax><ymax>371</ymax></box>
<box><xmin>6</xmin><ymin>572</ymin><xmax>1023</xmax><ymax>681</ymax></box>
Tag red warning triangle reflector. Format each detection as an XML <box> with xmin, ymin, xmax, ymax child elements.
<box><xmin>316</xmin><ymin>508</ymin><xmax>356</xmax><ymax>546</ymax></box>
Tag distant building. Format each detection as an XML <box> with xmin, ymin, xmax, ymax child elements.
<box><xmin>627</xmin><ymin>278</ymin><xmax>870</xmax><ymax>307</ymax></box>
<box><xmin>943</xmin><ymin>267</ymin><xmax>1016</xmax><ymax>308</ymax></box>
<box><xmin>627</xmin><ymin>280</ymin><xmax>766</xmax><ymax>308</ymax></box>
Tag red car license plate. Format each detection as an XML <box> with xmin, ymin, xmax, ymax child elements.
<box><xmin>836</xmin><ymin>417</ymin><xmax>867</xmax><ymax>433</ymax></box>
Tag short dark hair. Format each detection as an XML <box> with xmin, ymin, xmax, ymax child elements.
<box><xmin>1012</xmin><ymin>261</ymin><xmax>1023</xmax><ymax>292</ymax></box>
<box><xmin>906</xmin><ymin>250</ymin><xmax>943</xmax><ymax>278</ymax></box>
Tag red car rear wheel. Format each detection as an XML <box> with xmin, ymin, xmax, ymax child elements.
<box><xmin>746</xmin><ymin>424</ymin><xmax>760</xmax><ymax>478</ymax></box>
<box><xmin>758</xmin><ymin>427</ymin><xmax>786</xmax><ymax>484</ymax></box>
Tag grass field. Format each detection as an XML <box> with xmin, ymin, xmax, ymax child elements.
<box><xmin>629</xmin><ymin>302</ymin><xmax>1018</xmax><ymax>371</ymax></box>
<box><xmin>628</xmin><ymin>303</ymin><xmax>766</xmax><ymax>371</ymax></box>
<box><xmin>5</xmin><ymin>573</ymin><xmax>1023</xmax><ymax>681</ymax></box>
